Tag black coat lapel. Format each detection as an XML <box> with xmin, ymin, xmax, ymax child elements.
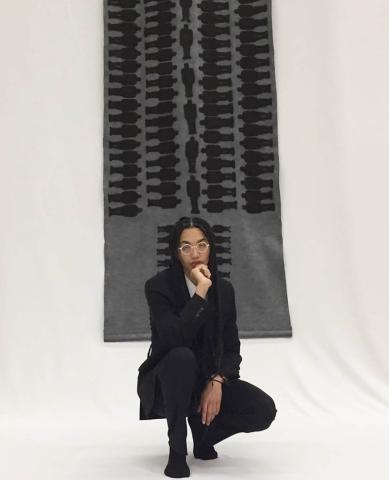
<box><xmin>168</xmin><ymin>262</ymin><xmax>190</xmax><ymax>310</ymax></box>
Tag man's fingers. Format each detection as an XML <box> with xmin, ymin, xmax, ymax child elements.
<box><xmin>205</xmin><ymin>404</ymin><xmax>218</xmax><ymax>426</ymax></box>
<box><xmin>204</xmin><ymin>407</ymin><xmax>210</xmax><ymax>425</ymax></box>
<box><xmin>199</xmin><ymin>265</ymin><xmax>211</xmax><ymax>278</ymax></box>
<box><xmin>200</xmin><ymin>394</ymin><xmax>222</xmax><ymax>425</ymax></box>
<box><xmin>202</xmin><ymin>403</ymin><xmax>212</xmax><ymax>425</ymax></box>
<box><xmin>207</xmin><ymin>409</ymin><xmax>215</xmax><ymax>426</ymax></box>
<box><xmin>201</xmin><ymin>400</ymin><xmax>206</xmax><ymax>424</ymax></box>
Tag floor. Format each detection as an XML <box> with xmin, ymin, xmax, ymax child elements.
<box><xmin>1</xmin><ymin>413</ymin><xmax>388</xmax><ymax>479</ymax></box>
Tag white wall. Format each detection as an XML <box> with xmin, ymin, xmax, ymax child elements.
<box><xmin>0</xmin><ymin>0</ymin><xmax>388</xmax><ymax>433</ymax></box>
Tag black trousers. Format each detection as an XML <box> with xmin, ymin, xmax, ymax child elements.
<box><xmin>153</xmin><ymin>346</ymin><xmax>277</xmax><ymax>455</ymax></box>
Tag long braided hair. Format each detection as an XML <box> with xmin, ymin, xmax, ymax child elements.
<box><xmin>167</xmin><ymin>216</ymin><xmax>224</xmax><ymax>378</ymax></box>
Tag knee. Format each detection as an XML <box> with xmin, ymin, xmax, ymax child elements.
<box><xmin>257</xmin><ymin>395</ymin><xmax>277</xmax><ymax>430</ymax></box>
<box><xmin>162</xmin><ymin>346</ymin><xmax>198</xmax><ymax>371</ymax></box>
<box><xmin>262</xmin><ymin>396</ymin><xmax>277</xmax><ymax>429</ymax></box>
<box><xmin>246</xmin><ymin>395</ymin><xmax>277</xmax><ymax>432</ymax></box>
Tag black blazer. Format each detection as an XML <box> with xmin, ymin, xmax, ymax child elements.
<box><xmin>137</xmin><ymin>266</ymin><xmax>242</xmax><ymax>420</ymax></box>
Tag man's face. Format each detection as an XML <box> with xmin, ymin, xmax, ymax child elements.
<box><xmin>177</xmin><ymin>227</ymin><xmax>210</xmax><ymax>278</ymax></box>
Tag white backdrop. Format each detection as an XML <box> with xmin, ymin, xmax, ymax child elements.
<box><xmin>1</xmin><ymin>1</ymin><xmax>389</xmax><ymax>479</ymax></box>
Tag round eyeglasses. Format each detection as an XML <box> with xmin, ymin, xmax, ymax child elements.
<box><xmin>178</xmin><ymin>241</ymin><xmax>210</xmax><ymax>256</ymax></box>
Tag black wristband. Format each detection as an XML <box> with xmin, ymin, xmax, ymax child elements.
<box><xmin>210</xmin><ymin>378</ymin><xmax>224</xmax><ymax>385</ymax></box>
<box><xmin>208</xmin><ymin>373</ymin><xmax>225</xmax><ymax>384</ymax></box>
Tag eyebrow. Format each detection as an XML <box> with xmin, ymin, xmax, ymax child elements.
<box><xmin>179</xmin><ymin>237</ymin><xmax>207</xmax><ymax>245</ymax></box>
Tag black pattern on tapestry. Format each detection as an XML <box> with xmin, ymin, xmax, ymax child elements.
<box><xmin>104</xmin><ymin>0</ymin><xmax>292</xmax><ymax>341</ymax></box>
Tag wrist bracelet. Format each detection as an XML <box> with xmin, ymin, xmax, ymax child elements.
<box><xmin>209</xmin><ymin>378</ymin><xmax>224</xmax><ymax>385</ymax></box>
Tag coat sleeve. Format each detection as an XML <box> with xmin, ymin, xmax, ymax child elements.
<box><xmin>217</xmin><ymin>282</ymin><xmax>242</xmax><ymax>383</ymax></box>
<box><xmin>145</xmin><ymin>278</ymin><xmax>209</xmax><ymax>350</ymax></box>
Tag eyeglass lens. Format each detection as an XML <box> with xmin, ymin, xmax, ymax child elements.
<box><xmin>181</xmin><ymin>242</ymin><xmax>208</xmax><ymax>255</ymax></box>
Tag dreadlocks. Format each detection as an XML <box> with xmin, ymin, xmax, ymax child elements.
<box><xmin>167</xmin><ymin>216</ymin><xmax>224</xmax><ymax>379</ymax></box>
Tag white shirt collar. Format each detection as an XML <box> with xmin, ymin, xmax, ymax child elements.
<box><xmin>184</xmin><ymin>273</ymin><xmax>197</xmax><ymax>297</ymax></box>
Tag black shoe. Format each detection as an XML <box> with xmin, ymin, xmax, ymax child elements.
<box><xmin>188</xmin><ymin>414</ymin><xmax>218</xmax><ymax>460</ymax></box>
<box><xmin>193</xmin><ymin>443</ymin><xmax>218</xmax><ymax>460</ymax></box>
<box><xmin>164</xmin><ymin>448</ymin><xmax>190</xmax><ymax>478</ymax></box>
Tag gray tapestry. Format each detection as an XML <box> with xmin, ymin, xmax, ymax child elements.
<box><xmin>103</xmin><ymin>0</ymin><xmax>292</xmax><ymax>341</ymax></box>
